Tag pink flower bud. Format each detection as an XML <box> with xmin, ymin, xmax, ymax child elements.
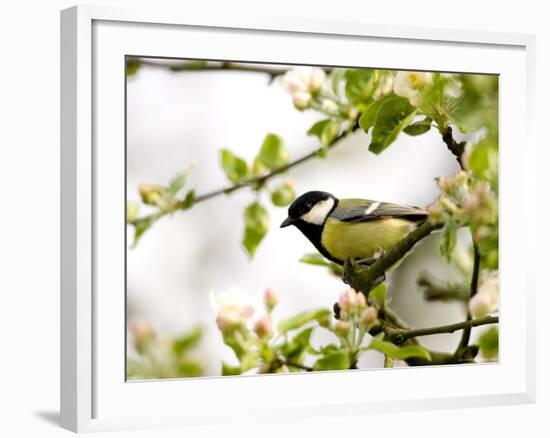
<box><xmin>292</xmin><ymin>91</ymin><xmax>312</xmax><ymax>110</ymax></box>
<box><xmin>264</xmin><ymin>287</ymin><xmax>279</xmax><ymax>311</ymax></box>
<box><xmin>462</xmin><ymin>192</ymin><xmax>481</xmax><ymax>213</ymax></box>
<box><xmin>308</xmin><ymin>67</ymin><xmax>326</xmax><ymax>93</ymax></box>
<box><xmin>360</xmin><ymin>306</ymin><xmax>378</xmax><ymax>327</ymax></box>
<box><xmin>356</xmin><ymin>292</ymin><xmax>367</xmax><ymax>309</ymax></box>
<box><xmin>138</xmin><ymin>182</ymin><xmax>162</xmax><ymax>205</ymax></box>
<box><xmin>283</xmin><ymin>178</ymin><xmax>296</xmax><ymax>190</ymax></box>
<box><xmin>426</xmin><ymin>203</ymin><xmax>443</xmax><ymax>223</ymax></box>
<box><xmin>468</xmin><ymin>294</ymin><xmax>492</xmax><ymax>318</ymax></box>
<box><xmin>439</xmin><ymin>195</ymin><xmax>459</xmax><ymax>213</ymax></box>
<box><xmin>254</xmin><ymin>315</ymin><xmax>273</xmax><ymax>339</ymax></box>
<box><xmin>130</xmin><ymin>320</ymin><xmax>155</xmax><ymax>353</ymax></box>
<box><xmin>437</xmin><ymin>176</ymin><xmax>454</xmax><ymax>193</ymax></box>
<box><xmin>215</xmin><ymin>315</ymin><xmax>238</xmax><ymax>335</ymax></box>
<box><xmin>339</xmin><ymin>288</ymin><xmax>358</xmax><ymax>313</ymax></box>
<box><xmin>455</xmin><ymin>170</ymin><xmax>469</xmax><ymax>185</ymax></box>
<box><xmin>130</xmin><ymin>320</ymin><xmax>155</xmax><ymax>340</ymax></box>
<box><xmin>334</xmin><ymin>320</ymin><xmax>351</xmax><ymax>336</ymax></box>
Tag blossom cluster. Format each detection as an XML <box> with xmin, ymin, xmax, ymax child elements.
<box><xmin>211</xmin><ymin>287</ymin><xmax>277</xmax><ymax>339</ymax></box>
<box><xmin>428</xmin><ymin>171</ymin><xmax>498</xmax><ymax>235</ymax></box>
<box><xmin>282</xmin><ymin>67</ymin><xmax>326</xmax><ymax>110</ymax></box>
<box><xmin>337</xmin><ymin>288</ymin><xmax>378</xmax><ymax>333</ymax></box>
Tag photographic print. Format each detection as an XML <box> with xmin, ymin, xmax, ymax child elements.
<box><xmin>125</xmin><ymin>58</ymin><xmax>499</xmax><ymax>380</ymax></box>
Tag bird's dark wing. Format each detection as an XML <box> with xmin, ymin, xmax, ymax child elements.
<box><xmin>331</xmin><ymin>199</ymin><xmax>427</xmax><ymax>223</ymax></box>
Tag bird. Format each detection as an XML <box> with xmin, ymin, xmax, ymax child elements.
<box><xmin>280</xmin><ymin>191</ymin><xmax>428</xmax><ymax>265</ymax></box>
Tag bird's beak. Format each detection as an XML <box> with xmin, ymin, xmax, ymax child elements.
<box><xmin>280</xmin><ymin>217</ymin><xmax>296</xmax><ymax>228</ymax></box>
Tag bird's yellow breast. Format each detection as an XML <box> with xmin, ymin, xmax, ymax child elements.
<box><xmin>321</xmin><ymin>217</ymin><xmax>415</xmax><ymax>262</ymax></box>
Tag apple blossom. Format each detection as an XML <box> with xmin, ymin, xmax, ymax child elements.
<box><xmin>393</xmin><ymin>71</ymin><xmax>433</xmax><ymax>106</ymax></box>
<box><xmin>210</xmin><ymin>288</ymin><xmax>254</xmax><ymax>334</ymax></box>
<box><xmin>360</xmin><ymin>306</ymin><xmax>378</xmax><ymax>328</ymax></box>
<box><xmin>264</xmin><ymin>287</ymin><xmax>279</xmax><ymax>312</ymax></box>
<box><xmin>282</xmin><ymin>67</ymin><xmax>326</xmax><ymax>110</ymax></box>
<box><xmin>254</xmin><ymin>315</ymin><xmax>274</xmax><ymax>339</ymax></box>
<box><xmin>469</xmin><ymin>271</ymin><xmax>498</xmax><ymax>317</ymax></box>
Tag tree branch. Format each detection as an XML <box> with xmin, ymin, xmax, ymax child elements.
<box><xmin>343</xmin><ymin>221</ymin><xmax>441</xmax><ymax>295</ymax></box>
<box><xmin>455</xmin><ymin>242</ymin><xmax>481</xmax><ymax>353</ymax></box>
<box><xmin>441</xmin><ymin>126</ymin><xmax>467</xmax><ymax>169</ymax></box>
<box><xmin>282</xmin><ymin>360</ymin><xmax>314</xmax><ymax>372</ymax></box>
<box><xmin>131</xmin><ymin>59</ymin><xmax>331</xmax><ymax>83</ymax></box>
<box><xmin>386</xmin><ymin>315</ymin><xmax>498</xmax><ymax>345</ymax></box>
<box><xmin>130</xmin><ymin>125</ymin><xmax>359</xmax><ymax>227</ymax></box>
<box><xmin>190</xmin><ymin>136</ymin><xmax>345</xmax><ymax>204</ymax></box>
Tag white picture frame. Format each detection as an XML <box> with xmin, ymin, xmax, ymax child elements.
<box><xmin>60</xmin><ymin>5</ymin><xmax>536</xmax><ymax>433</ymax></box>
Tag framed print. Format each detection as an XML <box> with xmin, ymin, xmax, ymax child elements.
<box><xmin>60</xmin><ymin>5</ymin><xmax>536</xmax><ymax>433</ymax></box>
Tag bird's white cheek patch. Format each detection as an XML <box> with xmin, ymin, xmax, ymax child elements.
<box><xmin>301</xmin><ymin>198</ymin><xmax>335</xmax><ymax>225</ymax></box>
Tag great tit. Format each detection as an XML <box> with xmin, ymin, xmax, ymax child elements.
<box><xmin>280</xmin><ymin>191</ymin><xmax>427</xmax><ymax>265</ymax></box>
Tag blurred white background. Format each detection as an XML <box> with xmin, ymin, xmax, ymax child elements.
<box><xmin>126</xmin><ymin>61</ymin><xmax>471</xmax><ymax>373</ymax></box>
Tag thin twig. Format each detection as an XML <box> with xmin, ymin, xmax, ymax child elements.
<box><xmin>441</xmin><ymin>126</ymin><xmax>467</xmax><ymax>169</ymax></box>
<box><xmin>131</xmin><ymin>124</ymin><xmax>359</xmax><ymax>227</ymax></box>
<box><xmin>386</xmin><ymin>315</ymin><xmax>498</xmax><ymax>344</ymax></box>
<box><xmin>455</xmin><ymin>242</ymin><xmax>481</xmax><ymax>353</ymax></box>
<box><xmin>132</xmin><ymin>59</ymin><xmax>331</xmax><ymax>83</ymax></box>
<box><xmin>282</xmin><ymin>360</ymin><xmax>314</xmax><ymax>372</ymax></box>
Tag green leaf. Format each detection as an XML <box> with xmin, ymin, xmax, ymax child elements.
<box><xmin>239</xmin><ymin>351</ymin><xmax>259</xmax><ymax>372</ymax></box>
<box><xmin>251</xmin><ymin>157</ymin><xmax>267</xmax><ymax>176</ymax></box>
<box><xmin>220</xmin><ymin>149</ymin><xmax>249</xmax><ymax>183</ymax></box>
<box><xmin>368</xmin><ymin>334</ymin><xmax>432</xmax><ymax>361</ymax></box>
<box><xmin>280</xmin><ymin>327</ymin><xmax>314</xmax><ymax>362</ymax></box>
<box><xmin>358</xmin><ymin>96</ymin><xmax>390</xmax><ymax>134</ymax></box>
<box><xmin>166</xmin><ymin>165</ymin><xmax>193</xmax><ymax>197</ymax></box>
<box><xmin>344</xmin><ymin>69</ymin><xmax>377</xmax><ymax>105</ymax></box>
<box><xmin>126</xmin><ymin>59</ymin><xmax>141</xmax><ymax>77</ymax></box>
<box><xmin>277</xmin><ymin>308</ymin><xmax>332</xmax><ymax>333</ymax></box>
<box><xmin>299</xmin><ymin>253</ymin><xmax>342</xmax><ymax>276</ymax></box>
<box><xmin>370</xmin><ymin>96</ymin><xmax>417</xmax><ymax>154</ymax></box>
<box><xmin>257</xmin><ymin>134</ymin><xmax>288</xmax><ymax>169</ymax></box>
<box><xmin>330</xmin><ymin>69</ymin><xmax>346</xmax><ymax>98</ymax></box>
<box><xmin>180</xmin><ymin>190</ymin><xmax>196</xmax><ymax>209</ymax></box>
<box><xmin>307</xmin><ymin>119</ymin><xmax>341</xmax><ymax>148</ymax></box>
<box><xmin>271</xmin><ymin>183</ymin><xmax>296</xmax><ymax>207</ymax></box>
<box><xmin>309</xmin><ymin>343</ymin><xmax>340</xmax><ymax>355</ymax></box>
<box><xmin>369</xmin><ymin>282</ymin><xmax>388</xmax><ymax>309</ymax></box>
<box><xmin>172</xmin><ymin>326</ymin><xmax>202</xmax><ymax>354</ymax></box>
<box><xmin>439</xmin><ymin>220</ymin><xmax>458</xmax><ymax>262</ymax></box>
<box><xmin>132</xmin><ymin>215</ymin><xmax>157</xmax><ymax>247</ymax></box>
<box><xmin>467</xmin><ymin>139</ymin><xmax>498</xmax><ymax>185</ymax></box>
<box><xmin>299</xmin><ymin>253</ymin><xmax>332</xmax><ymax>267</ymax></box>
<box><xmin>242</xmin><ymin>202</ymin><xmax>269</xmax><ymax>257</ymax></box>
<box><xmin>126</xmin><ymin>201</ymin><xmax>139</xmax><ymax>223</ymax></box>
<box><xmin>403</xmin><ymin>118</ymin><xmax>432</xmax><ymax>136</ymax></box>
<box><xmin>222</xmin><ymin>362</ymin><xmax>242</xmax><ymax>376</ymax></box>
<box><xmin>178</xmin><ymin>360</ymin><xmax>203</xmax><ymax>377</ymax></box>
<box><xmin>313</xmin><ymin>350</ymin><xmax>350</xmax><ymax>371</ymax></box>
<box><xmin>478</xmin><ymin>326</ymin><xmax>499</xmax><ymax>359</ymax></box>
<box><xmin>222</xmin><ymin>334</ymin><xmax>247</xmax><ymax>360</ymax></box>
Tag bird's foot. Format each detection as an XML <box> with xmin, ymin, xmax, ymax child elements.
<box><xmin>370</xmin><ymin>273</ymin><xmax>386</xmax><ymax>291</ymax></box>
<box><xmin>356</xmin><ymin>250</ymin><xmax>384</xmax><ymax>266</ymax></box>
<box><xmin>342</xmin><ymin>258</ymin><xmax>359</xmax><ymax>285</ymax></box>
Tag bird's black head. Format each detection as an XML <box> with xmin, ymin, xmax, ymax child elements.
<box><xmin>280</xmin><ymin>191</ymin><xmax>338</xmax><ymax>228</ymax></box>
